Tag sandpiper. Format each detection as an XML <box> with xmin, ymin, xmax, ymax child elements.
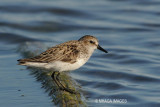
<box><xmin>17</xmin><ymin>35</ymin><xmax>108</xmax><ymax>93</ymax></box>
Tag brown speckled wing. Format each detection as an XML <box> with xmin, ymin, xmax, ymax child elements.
<box><xmin>18</xmin><ymin>41</ymin><xmax>80</xmax><ymax>64</ymax></box>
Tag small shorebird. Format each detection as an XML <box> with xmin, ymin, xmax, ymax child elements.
<box><xmin>17</xmin><ymin>35</ymin><xmax>108</xmax><ymax>93</ymax></box>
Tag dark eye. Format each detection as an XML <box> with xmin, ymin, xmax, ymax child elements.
<box><xmin>90</xmin><ymin>40</ymin><xmax>94</xmax><ymax>44</ymax></box>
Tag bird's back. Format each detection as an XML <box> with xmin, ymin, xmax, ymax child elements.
<box><xmin>17</xmin><ymin>40</ymin><xmax>86</xmax><ymax>65</ymax></box>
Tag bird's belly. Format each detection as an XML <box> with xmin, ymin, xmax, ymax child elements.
<box><xmin>45</xmin><ymin>59</ymin><xmax>87</xmax><ymax>72</ymax></box>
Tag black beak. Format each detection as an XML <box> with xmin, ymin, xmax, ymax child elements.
<box><xmin>97</xmin><ymin>45</ymin><xmax>108</xmax><ymax>53</ymax></box>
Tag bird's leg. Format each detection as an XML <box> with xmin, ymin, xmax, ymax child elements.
<box><xmin>51</xmin><ymin>72</ymin><xmax>61</xmax><ymax>88</ymax></box>
<box><xmin>52</xmin><ymin>72</ymin><xmax>76</xmax><ymax>94</ymax></box>
<box><xmin>56</xmin><ymin>72</ymin><xmax>66</xmax><ymax>89</ymax></box>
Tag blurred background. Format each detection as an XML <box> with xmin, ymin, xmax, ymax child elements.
<box><xmin>0</xmin><ymin>0</ymin><xmax>160</xmax><ymax>106</ymax></box>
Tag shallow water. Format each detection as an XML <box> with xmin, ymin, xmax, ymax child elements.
<box><xmin>0</xmin><ymin>0</ymin><xmax>160</xmax><ymax>106</ymax></box>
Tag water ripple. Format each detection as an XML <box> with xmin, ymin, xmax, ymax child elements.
<box><xmin>0</xmin><ymin>32</ymin><xmax>40</xmax><ymax>44</ymax></box>
<box><xmin>93</xmin><ymin>82</ymin><xmax>126</xmax><ymax>90</ymax></box>
<box><xmin>80</xmin><ymin>70</ymin><xmax>160</xmax><ymax>83</ymax></box>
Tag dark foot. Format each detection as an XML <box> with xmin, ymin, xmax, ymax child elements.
<box><xmin>51</xmin><ymin>72</ymin><xmax>76</xmax><ymax>94</ymax></box>
<box><xmin>59</xmin><ymin>87</ymin><xmax>76</xmax><ymax>94</ymax></box>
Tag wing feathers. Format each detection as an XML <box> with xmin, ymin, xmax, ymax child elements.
<box><xmin>17</xmin><ymin>41</ymin><xmax>80</xmax><ymax>64</ymax></box>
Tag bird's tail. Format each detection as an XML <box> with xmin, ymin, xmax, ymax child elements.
<box><xmin>17</xmin><ymin>58</ymin><xmax>30</xmax><ymax>65</ymax></box>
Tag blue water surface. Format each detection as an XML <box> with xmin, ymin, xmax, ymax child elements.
<box><xmin>0</xmin><ymin>0</ymin><xmax>160</xmax><ymax>107</ymax></box>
